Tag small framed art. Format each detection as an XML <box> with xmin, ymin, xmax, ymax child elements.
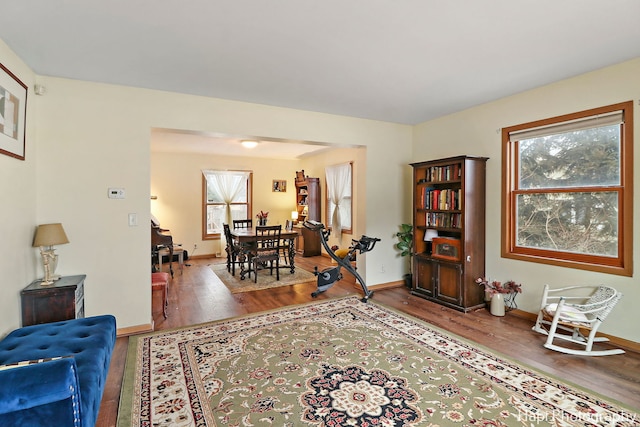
<box><xmin>0</xmin><ymin>62</ymin><xmax>27</xmax><ymax>160</ymax></box>
<box><xmin>272</xmin><ymin>180</ymin><xmax>287</xmax><ymax>192</ymax></box>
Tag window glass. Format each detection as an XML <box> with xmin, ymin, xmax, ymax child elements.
<box><xmin>515</xmin><ymin>191</ymin><xmax>618</xmax><ymax>257</ymax></box>
<box><xmin>502</xmin><ymin>101</ymin><xmax>632</xmax><ymax>276</ymax></box>
<box><xmin>519</xmin><ymin>125</ymin><xmax>620</xmax><ymax>189</ymax></box>
<box><xmin>202</xmin><ymin>170</ymin><xmax>251</xmax><ymax>238</ymax></box>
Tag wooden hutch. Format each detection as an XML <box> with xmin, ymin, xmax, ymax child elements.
<box><xmin>295</xmin><ymin>170</ymin><xmax>321</xmax><ymax>256</ymax></box>
<box><xmin>411</xmin><ymin>156</ymin><xmax>488</xmax><ymax>311</ymax></box>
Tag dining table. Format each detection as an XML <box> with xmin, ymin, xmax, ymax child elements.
<box><xmin>230</xmin><ymin>226</ymin><xmax>301</xmax><ymax>280</ymax></box>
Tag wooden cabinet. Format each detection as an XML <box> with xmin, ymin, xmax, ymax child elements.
<box><xmin>411</xmin><ymin>156</ymin><xmax>488</xmax><ymax>312</ymax></box>
<box><xmin>21</xmin><ymin>275</ymin><xmax>86</xmax><ymax>326</ymax></box>
<box><xmin>295</xmin><ymin>171</ymin><xmax>321</xmax><ymax>256</ymax></box>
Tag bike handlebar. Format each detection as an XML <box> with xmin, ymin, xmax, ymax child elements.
<box><xmin>304</xmin><ymin>221</ymin><xmax>381</xmax><ymax>254</ymax></box>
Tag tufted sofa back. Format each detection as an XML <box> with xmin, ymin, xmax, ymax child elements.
<box><xmin>0</xmin><ymin>315</ymin><xmax>116</xmax><ymax>427</ymax></box>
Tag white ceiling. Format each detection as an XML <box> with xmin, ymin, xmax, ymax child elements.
<box><xmin>1</xmin><ymin>1</ymin><xmax>639</xmax><ymax>157</ymax></box>
<box><xmin>151</xmin><ymin>129</ymin><xmax>338</xmax><ymax>159</ymax></box>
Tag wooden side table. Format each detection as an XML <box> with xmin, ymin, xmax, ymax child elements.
<box><xmin>21</xmin><ymin>275</ymin><xmax>86</xmax><ymax>326</ymax></box>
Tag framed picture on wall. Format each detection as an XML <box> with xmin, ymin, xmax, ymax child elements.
<box><xmin>0</xmin><ymin>62</ymin><xmax>27</xmax><ymax>160</ymax></box>
<box><xmin>272</xmin><ymin>180</ymin><xmax>287</xmax><ymax>192</ymax></box>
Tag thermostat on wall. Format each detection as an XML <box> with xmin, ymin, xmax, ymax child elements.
<box><xmin>108</xmin><ymin>188</ymin><xmax>125</xmax><ymax>199</ymax></box>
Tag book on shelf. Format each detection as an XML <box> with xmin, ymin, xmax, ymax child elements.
<box><xmin>425</xmin><ymin>212</ymin><xmax>462</xmax><ymax>228</ymax></box>
<box><xmin>420</xmin><ymin>187</ymin><xmax>461</xmax><ymax>210</ymax></box>
<box><xmin>425</xmin><ymin>164</ymin><xmax>461</xmax><ymax>182</ymax></box>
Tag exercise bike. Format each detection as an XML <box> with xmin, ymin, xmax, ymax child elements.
<box><xmin>303</xmin><ymin>220</ymin><xmax>380</xmax><ymax>302</ymax></box>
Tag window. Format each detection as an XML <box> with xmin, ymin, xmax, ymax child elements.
<box><xmin>502</xmin><ymin>101</ymin><xmax>633</xmax><ymax>276</ymax></box>
<box><xmin>202</xmin><ymin>170</ymin><xmax>252</xmax><ymax>239</ymax></box>
<box><xmin>326</xmin><ymin>162</ymin><xmax>353</xmax><ymax>236</ymax></box>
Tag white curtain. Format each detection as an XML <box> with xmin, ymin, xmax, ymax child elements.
<box><xmin>325</xmin><ymin>162</ymin><xmax>351</xmax><ymax>238</ymax></box>
<box><xmin>203</xmin><ymin>170</ymin><xmax>249</xmax><ymax>242</ymax></box>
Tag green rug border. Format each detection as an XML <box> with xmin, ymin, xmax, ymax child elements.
<box><xmin>116</xmin><ymin>295</ymin><xmax>639</xmax><ymax>426</ymax></box>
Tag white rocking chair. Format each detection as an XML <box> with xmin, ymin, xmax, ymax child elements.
<box><xmin>532</xmin><ymin>284</ymin><xmax>624</xmax><ymax>356</ymax></box>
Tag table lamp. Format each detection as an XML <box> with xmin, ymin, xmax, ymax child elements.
<box><xmin>291</xmin><ymin>211</ymin><xmax>299</xmax><ymax>224</ymax></box>
<box><xmin>33</xmin><ymin>223</ymin><xmax>69</xmax><ymax>285</ymax></box>
<box><xmin>423</xmin><ymin>229</ymin><xmax>438</xmax><ymax>254</ymax></box>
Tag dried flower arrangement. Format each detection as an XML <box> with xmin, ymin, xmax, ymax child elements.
<box><xmin>475</xmin><ymin>277</ymin><xmax>522</xmax><ymax>295</ymax></box>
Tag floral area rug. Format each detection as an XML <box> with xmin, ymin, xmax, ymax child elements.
<box><xmin>209</xmin><ymin>262</ymin><xmax>317</xmax><ymax>293</ymax></box>
<box><xmin>117</xmin><ymin>296</ymin><xmax>639</xmax><ymax>426</ymax></box>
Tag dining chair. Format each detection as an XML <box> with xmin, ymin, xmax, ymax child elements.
<box><xmin>223</xmin><ymin>224</ymin><xmax>242</xmax><ymax>276</ymax></box>
<box><xmin>232</xmin><ymin>219</ymin><xmax>253</xmax><ymax>229</ymax></box>
<box><xmin>249</xmin><ymin>225</ymin><xmax>282</xmax><ymax>283</ymax></box>
<box><xmin>280</xmin><ymin>220</ymin><xmax>294</xmax><ymax>264</ymax></box>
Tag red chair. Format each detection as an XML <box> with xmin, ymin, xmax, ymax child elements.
<box><xmin>151</xmin><ymin>272</ymin><xmax>169</xmax><ymax>318</ymax></box>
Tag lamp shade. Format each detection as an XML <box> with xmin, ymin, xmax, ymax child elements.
<box><xmin>291</xmin><ymin>211</ymin><xmax>299</xmax><ymax>220</ymax></box>
<box><xmin>33</xmin><ymin>223</ymin><xmax>70</xmax><ymax>247</ymax></box>
<box><xmin>423</xmin><ymin>229</ymin><xmax>438</xmax><ymax>242</ymax></box>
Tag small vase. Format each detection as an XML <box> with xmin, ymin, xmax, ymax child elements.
<box><xmin>259</xmin><ymin>218</ymin><xmax>267</xmax><ymax>226</ymax></box>
<box><xmin>490</xmin><ymin>293</ymin><xmax>505</xmax><ymax>317</ymax></box>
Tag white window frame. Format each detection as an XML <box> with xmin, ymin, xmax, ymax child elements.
<box><xmin>202</xmin><ymin>170</ymin><xmax>252</xmax><ymax>239</ymax></box>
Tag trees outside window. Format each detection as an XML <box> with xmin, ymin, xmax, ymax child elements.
<box><xmin>502</xmin><ymin>101</ymin><xmax>633</xmax><ymax>276</ymax></box>
<box><xmin>202</xmin><ymin>170</ymin><xmax>252</xmax><ymax>239</ymax></box>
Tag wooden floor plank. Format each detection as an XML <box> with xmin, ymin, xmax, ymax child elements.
<box><xmin>96</xmin><ymin>256</ymin><xmax>640</xmax><ymax>426</ymax></box>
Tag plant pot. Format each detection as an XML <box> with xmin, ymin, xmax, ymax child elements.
<box><xmin>403</xmin><ymin>273</ymin><xmax>412</xmax><ymax>289</ymax></box>
<box><xmin>490</xmin><ymin>293</ymin><xmax>505</xmax><ymax>317</ymax></box>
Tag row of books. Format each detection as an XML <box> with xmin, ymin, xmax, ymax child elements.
<box><xmin>419</xmin><ymin>188</ymin><xmax>461</xmax><ymax>210</ymax></box>
<box><xmin>424</xmin><ymin>164</ymin><xmax>461</xmax><ymax>182</ymax></box>
<box><xmin>425</xmin><ymin>212</ymin><xmax>462</xmax><ymax>229</ymax></box>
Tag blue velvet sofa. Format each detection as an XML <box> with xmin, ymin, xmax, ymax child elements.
<box><xmin>0</xmin><ymin>315</ymin><xmax>116</xmax><ymax>427</ymax></box>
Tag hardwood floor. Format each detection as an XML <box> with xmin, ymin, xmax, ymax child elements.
<box><xmin>97</xmin><ymin>256</ymin><xmax>640</xmax><ymax>425</ymax></box>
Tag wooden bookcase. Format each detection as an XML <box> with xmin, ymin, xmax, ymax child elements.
<box><xmin>295</xmin><ymin>171</ymin><xmax>321</xmax><ymax>256</ymax></box>
<box><xmin>410</xmin><ymin>156</ymin><xmax>488</xmax><ymax>311</ymax></box>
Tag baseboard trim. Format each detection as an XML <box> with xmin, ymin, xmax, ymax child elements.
<box><xmin>508</xmin><ymin>308</ymin><xmax>640</xmax><ymax>353</ymax></box>
<box><xmin>117</xmin><ymin>323</ymin><xmax>154</xmax><ymax>337</ymax></box>
<box><xmin>189</xmin><ymin>254</ymin><xmax>217</xmax><ymax>260</ymax></box>
<box><xmin>369</xmin><ymin>280</ymin><xmax>405</xmax><ymax>291</ymax></box>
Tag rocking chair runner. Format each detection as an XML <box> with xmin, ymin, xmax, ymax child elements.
<box><xmin>532</xmin><ymin>284</ymin><xmax>624</xmax><ymax>356</ymax></box>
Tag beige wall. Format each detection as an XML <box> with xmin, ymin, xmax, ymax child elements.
<box><xmin>151</xmin><ymin>146</ymin><xmax>367</xmax><ymax>259</ymax></box>
<box><xmin>0</xmin><ymin>37</ymin><xmax>412</xmax><ymax>331</ymax></box>
<box><xmin>151</xmin><ymin>151</ymin><xmax>303</xmax><ymax>256</ymax></box>
<box><xmin>3</xmin><ymin>33</ymin><xmax>637</xmax><ymax>342</ymax></box>
<box><xmin>0</xmin><ymin>40</ymin><xmax>37</xmax><ymax>335</ymax></box>
<box><xmin>413</xmin><ymin>58</ymin><xmax>640</xmax><ymax>342</ymax></box>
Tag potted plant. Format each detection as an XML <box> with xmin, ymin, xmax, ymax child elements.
<box><xmin>395</xmin><ymin>224</ymin><xmax>413</xmax><ymax>288</ymax></box>
<box><xmin>256</xmin><ymin>210</ymin><xmax>269</xmax><ymax>226</ymax></box>
<box><xmin>475</xmin><ymin>277</ymin><xmax>523</xmax><ymax>316</ymax></box>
